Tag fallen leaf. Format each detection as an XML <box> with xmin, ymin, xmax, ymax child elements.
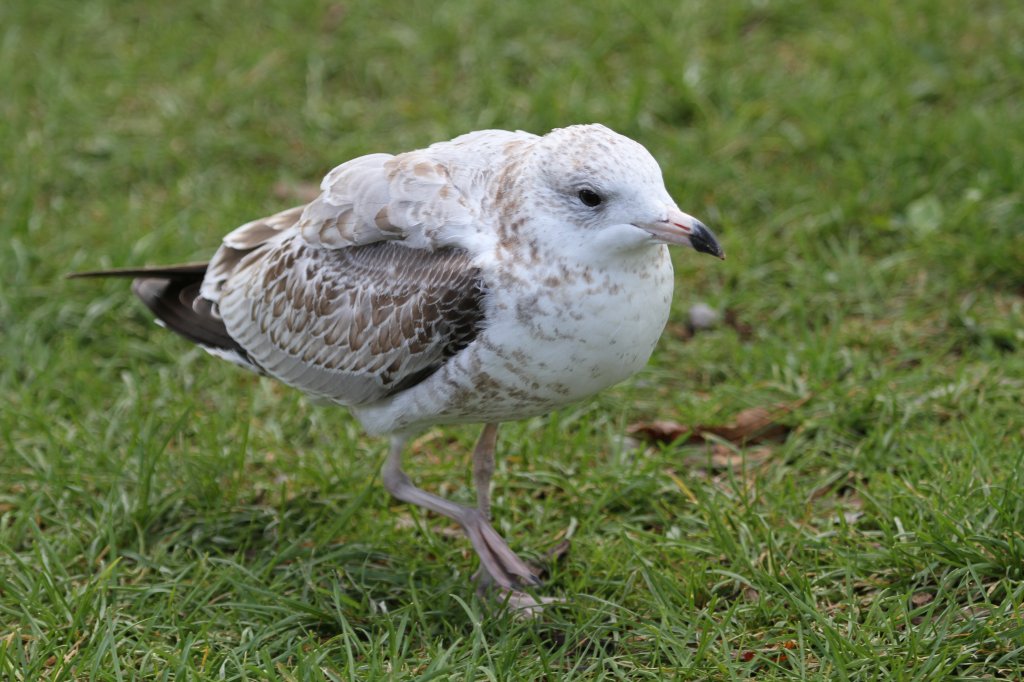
<box><xmin>705</xmin><ymin>405</ymin><xmax>792</xmax><ymax>444</ymax></box>
<box><xmin>911</xmin><ymin>592</ymin><xmax>934</xmax><ymax>607</ymax></box>
<box><xmin>628</xmin><ymin>397</ymin><xmax>809</xmax><ymax>447</ymax></box>
<box><xmin>628</xmin><ymin>419</ymin><xmax>692</xmax><ymax>443</ymax></box>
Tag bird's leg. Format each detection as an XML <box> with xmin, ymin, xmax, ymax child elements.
<box><xmin>472</xmin><ymin>423</ymin><xmax>499</xmax><ymax>520</ymax></box>
<box><xmin>465</xmin><ymin>424</ymin><xmax>562</xmax><ymax>615</ymax></box>
<box><xmin>470</xmin><ymin>422</ymin><xmax>499</xmax><ymax>591</ymax></box>
<box><xmin>381</xmin><ymin>434</ymin><xmax>540</xmax><ymax>591</ymax></box>
<box><xmin>464</xmin><ymin>421</ymin><xmax>561</xmax><ymax>614</ymax></box>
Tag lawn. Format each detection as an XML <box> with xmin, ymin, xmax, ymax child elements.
<box><xmin>2</xmin><ymin>0</ymin><xmax>1023</xmax><ymax>679</ymax></box>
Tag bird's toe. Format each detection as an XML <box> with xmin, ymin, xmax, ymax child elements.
<box><xmin>464</xmin><ymin>517</ymin><xmax>540</xmax><ymax>588</ymax></box>
<box><xmin>495</xmin><ymin>588</ymin><xmax>565</xmax><ymax>619</ymax></box>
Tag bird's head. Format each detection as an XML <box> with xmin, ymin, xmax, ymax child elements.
<box><xmin>522</xmin><ymin>124</ymin><xmax>724</xmax><ymax>260</ymax></box>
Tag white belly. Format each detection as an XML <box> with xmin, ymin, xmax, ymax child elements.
<box><xmin>355</xmin><ymin>245</ymin><xmax>675</xmax><ymax>434</ymax></box>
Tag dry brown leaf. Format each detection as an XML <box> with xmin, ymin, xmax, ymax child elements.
<box><xmin>911</xmin><ymin>592</ymin><xmax>934</xmax><ymax>607</ymax></box>
<box><xmin>707</xmin><ymin>405</ymin><xmax>790</xmax><ymax>443</ymax></box>
<box><xmin>627</xmin><ymin>419</ymin><xmax>692</xmax><ymax>443</ymax></box>
<box><xmin>628</xmin><ymin>397</ymin><xmax>809</xmax><ymax>447</ymax></box>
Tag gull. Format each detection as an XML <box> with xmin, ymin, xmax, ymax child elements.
<box><xmin>72</xmin><ymin>124</ymin><xmax>724</xmax><ymax>610</ymax></box>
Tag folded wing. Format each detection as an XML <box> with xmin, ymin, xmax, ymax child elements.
<box><xmin>205</xmin><ymin>150</ymin><xmax>489</xmax><ymax>404</ymax></box>
<box><xmin>75</xmin><ymin>146</ymin><xmax>497</xmax><ymax>404</ymax></box>
<box><xmin>218</xmin><ymin>236</ymin><xmax>485</xmax><ymax>405</ymax></box>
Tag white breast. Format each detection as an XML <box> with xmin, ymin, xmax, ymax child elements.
<box><xmin>354</xmin><ymin>244</ymin><xmax>675</xmax><ymax>434</ymax></box>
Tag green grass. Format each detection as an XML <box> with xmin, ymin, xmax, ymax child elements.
<box><xmin>2</xmin><ymin>0</ymin><xmax>1023</xmax><ymax>678</ymax></box>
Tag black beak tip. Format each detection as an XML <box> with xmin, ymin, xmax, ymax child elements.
<box><xmin>691</xmin><ymin>223</ymin><xmax>725</xmax><ymax>260</ymax></box>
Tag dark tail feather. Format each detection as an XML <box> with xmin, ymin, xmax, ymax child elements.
<box><xmin>67</xmin><ymin>262</ymin><xmax>210</xmax><ymax>279</ymax></box>
<box><xmin>68</xmin><ymin>263</ymin><xmax>248</xmax><ymax>361</ymax></box>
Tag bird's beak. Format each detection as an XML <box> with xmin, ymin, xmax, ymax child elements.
<box><xmin>634</xmin><ymin>207</ymin><xmax>725</xmax><ymax>259</ymax></box>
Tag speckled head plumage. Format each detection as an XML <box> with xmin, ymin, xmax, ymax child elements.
<box><xmin>495</xmin><ymin>124</ymin><xmax>720</xmax><ymax>259</ymax></box>
<box><xmin>532</xmin><ymin>124</ymin><xmax>666</xmax><ymax>191</ymax></box>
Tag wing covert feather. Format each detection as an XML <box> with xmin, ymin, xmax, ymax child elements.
<box><xmin>218</xmin><ymin>236</ymin><xmax>486</xmax><ymax>405</ymax></box>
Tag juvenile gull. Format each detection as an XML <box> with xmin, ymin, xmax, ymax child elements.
<box><xmin>72</xmin><ymin>124</ymin><xmax>724</xmax><ymax>609</ymax></box>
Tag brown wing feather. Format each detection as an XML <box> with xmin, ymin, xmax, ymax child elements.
<box><xmin>218</xmin><ymin>236</ymin><xmax>486</xmax><ymax>405</ymax></box>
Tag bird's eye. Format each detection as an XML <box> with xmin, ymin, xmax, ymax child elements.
<box><xmin>577</xmin><ymin>188</ymin><xmax>603</xmax><ymax>207</ymax></box>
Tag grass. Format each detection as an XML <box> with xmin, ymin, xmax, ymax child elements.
<box><xmin>2</xmin><ymin>0</ymin><xmax>1023</xmax><ymax>678</ymax></box>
